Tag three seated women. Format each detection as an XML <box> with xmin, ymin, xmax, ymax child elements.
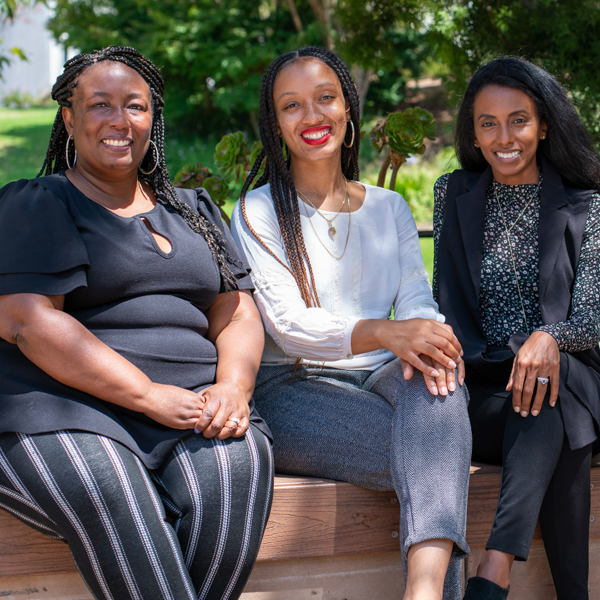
<box><xmin>1</xmin><ymin>42</ymin><xmax>598</xmax><ymax>600</ymax></box>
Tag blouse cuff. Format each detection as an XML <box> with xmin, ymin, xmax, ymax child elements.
<box><xmin>535</xmin><ymin>324</ymin><xmax>565</xmax><ymax>351</ymax></box>
<box><xmin>342</xmin><ymin>316</ymin><xmax>362</xmax><ymax>360</ymax></box>
<box><xmin>395</xmin><ymin>303</ymin><xmax>445</xmax><ymax>323</ymax></box>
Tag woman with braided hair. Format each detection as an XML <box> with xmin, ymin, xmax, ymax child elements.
<box><xmin>0</xmin><ymin>46</ymin><xmax>273</xmax><ymax>599</ymax></box>
<box><xmin>231</xmin><ymin>47</ymin><xmax>471</xmax><ymax>600</ymax></box>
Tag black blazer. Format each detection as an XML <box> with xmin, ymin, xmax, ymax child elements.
<box><xmin>436</xmin><ymin>158</ymin><xmax>600</xmax><ymax>450</ymax></box>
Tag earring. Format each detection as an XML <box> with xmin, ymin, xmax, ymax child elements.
<box><xmin>65</xmin><ymin>134</ymin><xmax>77</xmax><ymax>169</ymax></box>
<box><xmin>139</xmin><ymin>140</ymin><xmax>158</xmax><ymax>175</ymax></box>
<box><xmin>541</xmin><ymin>135</ymin><xmax>546</xmax><ymax>140</ymax></box>
<box><xmin>343</xmin><ymin>120</ymin><xmax>355</xmax><ymax>148</ymax></box>
<box><xmin>474</xmin><ymin>142</ymin><xmax>479</xmax><ymax>148</ymax></box>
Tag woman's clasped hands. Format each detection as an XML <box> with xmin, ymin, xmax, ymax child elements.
<box><xmin>143</xmin><ymin>381</ymin><xmax>250</xmax><ymax>440</ymax></box>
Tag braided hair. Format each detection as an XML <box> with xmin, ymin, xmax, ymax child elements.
<box><xmin>240</xmin><ymin>47</ymin><xmax>361</xmax><ymax>308</ymax></box>
<box><xmin>39</xmin><ymin>46</ymin><xmax>240</xmax><ymax>290</ymax></box>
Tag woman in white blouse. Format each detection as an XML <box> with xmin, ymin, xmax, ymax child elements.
<box><xmin>231</xmin><ymin>47</ymin><xmax>471</xmax><ymax>600</ymax></box>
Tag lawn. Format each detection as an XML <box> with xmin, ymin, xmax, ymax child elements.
<box><xmin>0</xmin><ymin>108</ymin><xmax>435</xmax><ymax>277</ymax></box>
<box><xmin>0</xmin><ymin>107</ymin><xmax>57</xmax><ymax>184</ymax></box>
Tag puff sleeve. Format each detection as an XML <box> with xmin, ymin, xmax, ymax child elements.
<box><xmin>193</xmin><ymin>187</ymin><xmax>254</xmax><ymax>292</ymax></box>
<box><xmin>0</xmin><ymin>178</ymin><xmax>90</xmax><ymax>296</ymax></box>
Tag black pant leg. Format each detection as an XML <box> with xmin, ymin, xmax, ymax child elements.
<box><xmin>539</xmin><ymin>441</ymin><xmax>592</xmax><ymax>600</ymax></box>
<box><xmin>487</xmin><ymin>400</ymin><xmax>565</xmax><ymax>559</ymax></box>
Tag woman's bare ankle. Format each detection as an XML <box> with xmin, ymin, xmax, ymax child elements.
<box><xmin>476</xmin><ymin>549</ymin><xmax>514</xmax><ymax>589</ymax></box>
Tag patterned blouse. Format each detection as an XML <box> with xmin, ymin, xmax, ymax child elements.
<box><xmin>432</xmin><ymin>173</ymin><xmax>600</xmax><ymax>353</ymax></box>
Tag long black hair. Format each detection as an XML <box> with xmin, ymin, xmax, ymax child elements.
<box><xmin>39</xmin><ymin>45</ymin><xmax>239</xmax><ymax>290</ymax></box>
<box><xmin>455</xmin><ymin>56</ymin><xmax>600</xmax><ymax>191</ymax></box>
<box><xmin>240</xmin><ymin>46</ymin><xmax>361</xmax><ymax>308</ymax></box>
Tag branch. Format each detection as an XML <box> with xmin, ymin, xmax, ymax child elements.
<box><xmin>284</xmin><ymin>0</ymin><xmax>303</xmax><ymax>33</ymax></box>
<box><xmin>377</xmin><ymin>149</ymin><xmax>391</xmax><ymax>188</ymax></box>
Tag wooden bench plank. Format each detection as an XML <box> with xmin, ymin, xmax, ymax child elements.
<box><xmin>256</xmin><ymin>476</ymin><xmax>399</xmax><ymax>560</ymax></box>
<box><xmin>1</xmin><ymin>466</ymin><xmax>599</xmax><ymax>578</ymax></box>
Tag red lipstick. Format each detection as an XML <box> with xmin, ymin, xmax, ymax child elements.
<box><xmin>300</xmin><ymin>125</ymin><xmax>331</xmax><ymax>146</ymax></box>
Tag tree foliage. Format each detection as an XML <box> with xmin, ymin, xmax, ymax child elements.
<box><xmin>48</xmin><ymin>0</ymin><xmax>600</xmax><ymax>144</ymax></box>
<box><xmin>48</xmin><ymin>0</ymin><xmax>427</xmax><ymax>136</ymax></box>
<box><xmin>430</xmin><ymin>0</ymin><xmax>600</xmax><ymax>142</ymax></box>
<box><xmin>0</xmin><ymin>0</ymin><xmax>36</xmax><ymax>76</ymax></box>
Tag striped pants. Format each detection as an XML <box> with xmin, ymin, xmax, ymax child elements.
<box><xmin>0</xmin><ymin>426</ymin><xmax>273</xmax><ymax>600</ymax></box>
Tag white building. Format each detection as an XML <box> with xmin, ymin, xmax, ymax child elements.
<box><xmin>0</xmin><ymin>3</ymin><xmax>68</xmax><ymax>102</ymax></box>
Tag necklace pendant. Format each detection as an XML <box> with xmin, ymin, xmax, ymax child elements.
<box><xmin>328</xmin><ymin>225</ymin><xmax>337</xmax><ymax>238</ymax></box>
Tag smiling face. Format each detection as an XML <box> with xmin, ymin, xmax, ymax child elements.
<box><xmin>272</xmin><ymin>58</ymin><xmax>349</xmax><ymax>166</ymax></box>
<box><xmin>62</xmin><ymin>60</ymin><xmax>153</xmax><ymax>179</ymax></box>
<box><xmin>473</xmin><ymin>85</ymin><xmax>547</xmax><ymax>185</ymax></box>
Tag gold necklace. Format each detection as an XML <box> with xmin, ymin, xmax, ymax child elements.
<box><xmin>296</xmin><ymin>180</ymin><xmax>348</xmax><ymax>238</ymax></box>
<box><xmin>299</xmin><ymin>178</ymin><xmax>351</xmax><ymax>260</ymax></box>
<box><xmin>493</xmin><ymin>180</ymin><xmax>541</xmax><ymax>334</ymax></box>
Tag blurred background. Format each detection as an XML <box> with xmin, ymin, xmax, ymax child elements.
<box><xmin>1</xmin><ymin>0</ymin><xmax>599</xmax><ymax>268</ymax></box>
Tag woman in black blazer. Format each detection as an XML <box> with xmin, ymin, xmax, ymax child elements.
<box><xmin>434</xmin><ymin>57</ymin><xmax>600</xmax><ymax>600</ymax></box>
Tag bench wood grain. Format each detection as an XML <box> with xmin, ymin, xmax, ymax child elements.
<box><xmin>1</xmin><ymin>465</ymin><xmax>599</xmax><ymax>579</ymax></box>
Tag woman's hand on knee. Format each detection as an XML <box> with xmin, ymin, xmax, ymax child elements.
<box><xmin>383</xmin><ymin>319</ymin><xmax>462</xmax><ymax>378</ymax></box>
<box><xmin>194</xmin><ymin>382</ymin><xmax>251</xmax><ymax>440</ymax></box>
<box><xmin>418</xmin><ymin>355</ymin><xmax>464</xmax><ymax>396</ymax></box>
<box><xmin>507</xmin><ymin>331</ymin><xmax>560</xmax><ymax>417</ymax></box>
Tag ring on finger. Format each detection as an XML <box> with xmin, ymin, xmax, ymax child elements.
<box><xmin>229</xmin><ymin>417</ymin><xmax>241</xmax><ymax>427</ymax></box>
<box><xmin>537</xmin><ymin>376</ymin><xmax>550</xmax><ymax>385</ymax></box>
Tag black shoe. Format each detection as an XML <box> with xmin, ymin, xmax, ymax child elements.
<box><xmin>463</xmin><ymin>576</ymin><xmax>509</xmax><ymax>599</ymax></box>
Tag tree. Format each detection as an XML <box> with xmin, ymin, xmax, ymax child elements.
<box><xmin>48</xmin><ymin>0</ymin><xmax>429</xmax><ymax>136</ymax></box>
<box><xmin>49</xmin><ymin>0</ymin><xmax>310</xmax><ymax>137</ymax></box>
<box><xmin>0</xmin><ymin>0</ymin><xmax>36</xmax><ymax>76</ymax></box>
<box><xmin>281</xmin><ymin>0</ymin><xmax>430</xmax><ymax>112</ymax></box>
<box><xmin>429</xmin><ymin>0</ymin><xmax>600</xmax><ymax>143</ymax></box>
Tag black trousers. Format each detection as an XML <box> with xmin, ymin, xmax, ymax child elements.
<box><xmin>467</xmin><ymin>366</ymin><xmax>592</xmax><ymax>600</ymax></box>
<box><xmin>0</xmin><ymin>427</ymin><xmax>273</xmax><ymax>600</ymax></box>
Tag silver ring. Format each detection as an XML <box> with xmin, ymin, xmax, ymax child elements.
<box><xmin>229</xmin><ymin>417</ymin><xmax>241</xmax><ymax>426</ymax></box>
<box><xmin>537</xmin><ymin>377</ymin><xmax>550</xmax><ymax>385</ymax></box>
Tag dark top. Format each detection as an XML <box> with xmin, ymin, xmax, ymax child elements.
<box><xmin>0</xmin><ymin>172</ymin><xmax>270</xmax><ymax>469</ymax></box>
<box><xmin>433</xmin><ymin>160</ymin><xmax>600</xmax><ymax>450</ymax></box>
<box><xmin>433</xmin><ymin>173</ymin><xmax>600</xmax><ymax>351</ymax></box>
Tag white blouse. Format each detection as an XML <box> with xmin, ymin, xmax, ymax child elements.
<box><xmin>231</xmin><ymin>182</ymin><xmax>444</xmax><ymax>371</ymax></box>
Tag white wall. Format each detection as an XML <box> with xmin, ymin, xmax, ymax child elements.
<box><xmin>0</xmin><ymin>3</ymin><xmax>67</xmax><ymax>101</ymax></box>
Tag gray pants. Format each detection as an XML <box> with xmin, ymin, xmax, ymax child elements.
<box><xmin>253</xmin><ymin>358</ymin><xmax>471</xmax><ymax>600</ymax></box>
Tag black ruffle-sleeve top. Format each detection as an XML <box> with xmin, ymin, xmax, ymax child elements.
<box><xmin>0</xmin><ymin>172</ymin><xmax>270</xmax><ymax>468</ymax></box>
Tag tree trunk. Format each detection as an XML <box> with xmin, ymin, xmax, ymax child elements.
<box><xmin>351</xmin><ymin>65</ymin><xmax>373</xmax><ymax>117</ymax></box>
<box><xmin>284</xmin><ymin>0</ymin><xmax>303</xmax><ymax>33</ymax></box>
<box><xmin>307</xmin><ymin>0</ymin><xmax>334</xmax><ymax>48</ymax></box>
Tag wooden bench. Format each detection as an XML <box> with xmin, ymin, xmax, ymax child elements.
<box><xmin>0</xmin><ymin>464</ymin><xmax>599</xmax><ymax>599</ymax></box>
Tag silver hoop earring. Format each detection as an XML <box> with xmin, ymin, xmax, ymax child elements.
<box><xmin>139</xmin><ymin>140</ymin><xmax>158</xmax><ymax>175</ymax></box>
<box><xmin>65</xmin><ymin>134</ymin><xmax>77</xmax><ymax>169</ymax></box>
<box><xmin>343</xmin><ymin>120</ymin><xmax>355</xmax><ymax>148</ymax></box>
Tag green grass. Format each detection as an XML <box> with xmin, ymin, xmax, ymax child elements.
<box><xmin>420</xmin><ymin>237</ymin><xmax>433</xmax><ymax>281</ymax></box>
<box><xmin>0</xmin><ymin>107</ymin><xmax>57</xmax><ymax>186</ymax></box>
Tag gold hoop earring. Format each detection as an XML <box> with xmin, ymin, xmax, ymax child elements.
<box><xmin>139</xmin><ymin>140</ymin><xmax>158</xmax><ymax>175</ymax></box>
<box><xmin>65</xmin><ymin>134</ymin><xmax>77</xmax><ymax>169</ymax></box>
<box><xmin>343</xmin><ymin>120</ymin><xmax>355</xmax><ymax>148</ymax></box>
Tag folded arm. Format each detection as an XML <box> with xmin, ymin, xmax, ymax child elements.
<box><xmin>0</xmin><ymin>292</ymin><xmax>204</xmax><ymax>430</ymax></box>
